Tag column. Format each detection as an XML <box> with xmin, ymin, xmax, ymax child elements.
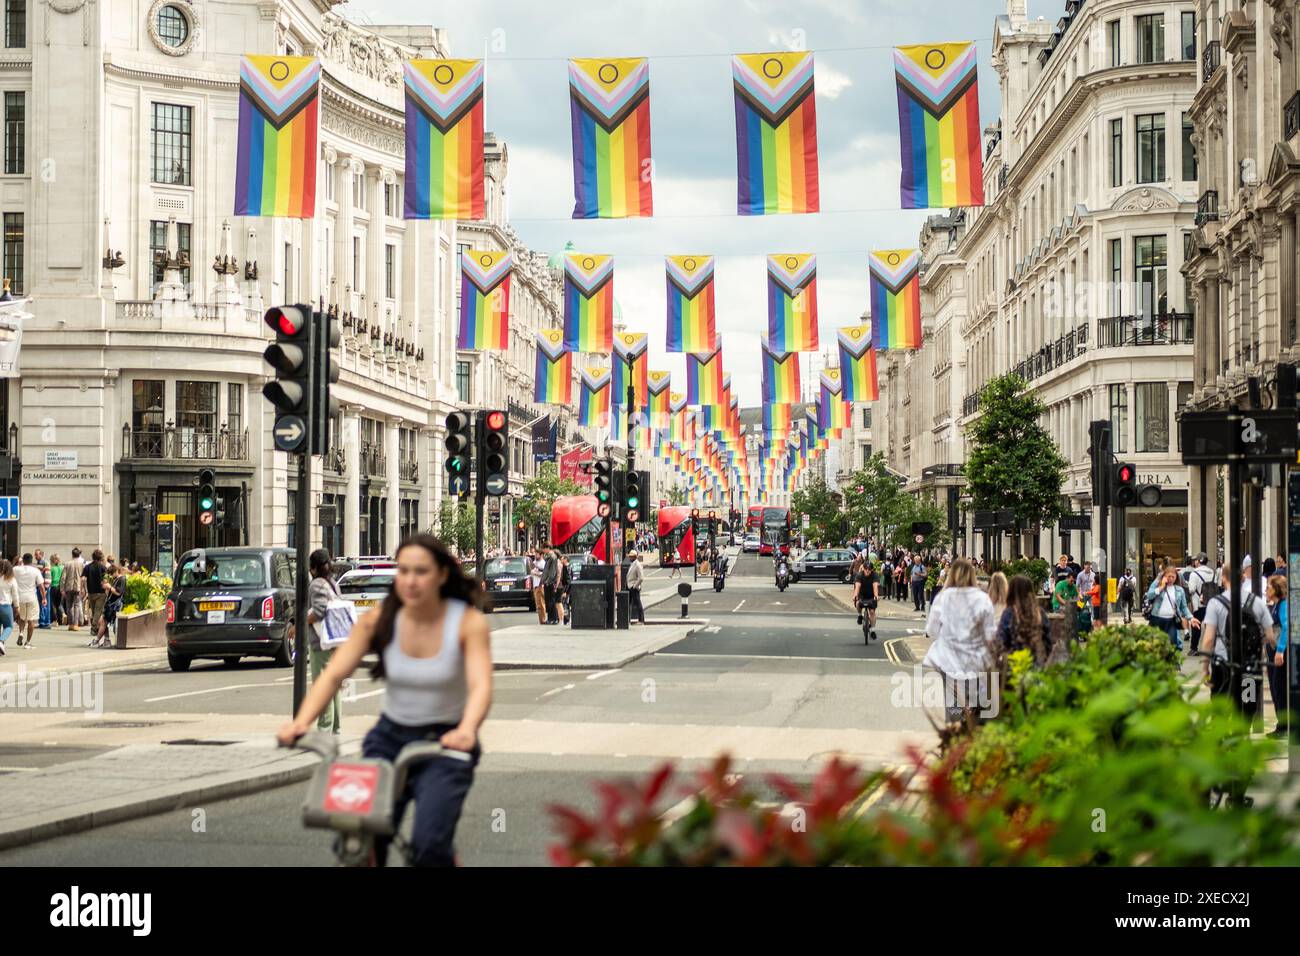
<box><xmin>1282</xmin><ymin>212</ymin><xmax>1297</xmax><ymax>348</ymax></box>
<box><xmin>1204</xmin><ymin>275</ymin><xmax>1221</xmax><ymax>383</ymax></box>
<box><xmin>344</xmin><ymin>408</ymin><xmax>361</xmax><ymax>557</ymax></box>
<box><xmin>337</xmin><ymin>158</ymin><xmax>358</xmax><ymax>309</ymax></box>
<box><xmin>369</xmin><ymin>166</ymin><xmax>386</xmax><ymax>339</ymax></box>
<box><xmin>386</xmin><ymin>417</ymin><xmax>402</xmax><ymax>554</ymax></box>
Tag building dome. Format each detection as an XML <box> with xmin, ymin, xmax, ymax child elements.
<box><xmin>546</xmin><ymin>240</ymin><xmax>576</xmax><ymax>270</ymax></box>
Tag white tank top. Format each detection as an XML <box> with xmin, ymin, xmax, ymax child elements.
<box><xmin>380</xmin><ymin>600</ymin><xmax>468</xmax><ymax>727</ymax></box>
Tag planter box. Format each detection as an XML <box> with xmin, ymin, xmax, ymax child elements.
<box><xmin>114</xmin><ymin>607</ymin><xmax>167</xmax><ymax>649</ymax></box>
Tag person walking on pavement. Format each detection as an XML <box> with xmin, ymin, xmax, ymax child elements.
<box><xmin>48</xmin><ymin>555</ymin><xmax>64</xmax><ymax>627</ymax></box>
<box><xmin>305</xmin><ymin>549</ymin><xmax>343</xmax><ymax>734</ymax></box>
<box><xmin>84</xmin><ymin>549</ymin><xmax>108</xmax><ymax>635</ymax></box>
<box><xmin>543</xmin><ymin>548</ymin><xmax>560</xmax><ymax>625</ymax></box>
<box><xmin>558</xmin><ymin>553</ymin><xmax>572</xmax><ymax>626</ymax></box>
<box><xmin>922</xmin><ymin>559</ymin><xmax>996</xmax><ymax>724</ymax></box>
<box><xmin>278</xmin><ymin>534</ymin><xmax>493</xmax><ymax>867</ymax></box>
<box><xmin>1076</xmin><ymin>561</ymin><xmax>1096</xmax><ymax>632</ymax></box>
<box><xmin>626</xmin><ymin>550</ymin><xmax>646</xmax><ymax>625</ymax></box>
<box><xmin>62</xmin><ymin>547</ymin><xmax>86</xmax><ymax>632</ymax></box>
<box><xmin>1144</xmin><ymin>564</ymin><xmax>1197</xmax><ymax>651</ymax></box>
<box><xmin>35</xmin><ymin>550</ymin><xmax>51</xmax><ymax>630</ymax></box>
<box><xmin>1264</xmin><ymin>574</ymin><xmax>1290</xmax><ymax>738</ymax></box>
<box><xmin>90</xmin><ymin>562</ymin><xmax>127</xmax><ymax>648</ymax></box>
<box><xmin>910</xmin><ymin>555</ymin><xmax>928</xmax><ymax>613</ymax></box>
<box><xmin>0</xmin><ymin>560</ymin><xmax>16</xmax><ymax>655</ymax></box>
<box><xmin>1117</xmin><ymin>567</ymin><xmax>1137</xmax><ymax>623</ymax></box>
<box><xmin>530</xmin><ymin>548</ymin><xmax>546</xmax><ymax>625</ymax></box>
<box><xmin>12</xmin><ymin>553</ymin><xmax>44</xmax><ymax>648</ymax></box>
<box><xmin>996</xmin><ymin>574</ymin><xmax>1054</xmax><ymax>666</ymax></box>
<box><xmin>1199</xmin><ymin>563</ymin><xmax>1274</xmax><ymax>702</ymax></box>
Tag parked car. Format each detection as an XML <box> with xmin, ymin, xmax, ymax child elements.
<box><xmin>743</xmin><ymin>533</ymin><xmax>761</xmax><ymax>553</ymax></box>
<box><xmin>482</xmin><ymin>556</ymin><xmax>534</xmax><ymax>610</ymax></box>
<box><xmin>336</xmin><ymin>567</ymin><xmax>397</xmax><ymax>611</ymax></box>
<box><xmin>791</xmin><ymin>548</ymin><xmax>857</xmax><ymax>584</ymax></box>
<box><xmin>165</xmin><ymin>548</ymin><xmax>297</xmax><ymax>671</ymax></box>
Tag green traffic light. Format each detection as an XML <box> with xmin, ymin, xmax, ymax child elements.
<box><xmin>597</xmin><ymin>491</ymin><xmax>610</xmax><ymax>502</ymax></box>
<box><xmin>627</xmin><ymin>496</ymin><xmax>639</xmax><ymax>509</ymax></box>
<box><xmin>199</xmin><ymin>496</ymin><xmax>215</xmax><ymax>511</ymax></box>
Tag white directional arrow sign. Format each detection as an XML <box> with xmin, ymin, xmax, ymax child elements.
<box><xmin>273</xmin><ymin>415</ymin><xmax>307</xmax><ymax>452</ymax></box>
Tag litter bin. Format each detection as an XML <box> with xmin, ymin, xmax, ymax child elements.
<box><xmin>615</xmin><ymin>590</ymin><xmax>629</xmax><ymax>630</ymax></box>
<box><xmin>569</xmin><ymin>580</ymin><xmax>608</xmax><ymax>629</ymax></box>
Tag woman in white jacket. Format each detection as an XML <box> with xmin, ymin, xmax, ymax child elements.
<box><xmin>922</xmin><ymin>558</ymin><xmax>997</xmax><ymax>724</ymax></box>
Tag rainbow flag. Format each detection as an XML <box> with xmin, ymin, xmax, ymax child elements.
<box><xmin>234</xmin><ymin>56</ymin><xmax>320</xmax><ymax>218</ymax></box>
<box><xmin>761</xmin><ymin>345</ymin><xmax>800</xmax><ymax>404</ymax></box>
<box><xmin>894</xmin><ymin>42</ymin><xmax>985</xmax><ymax>209</ymax></box>
<box><xmin>569</xmin><ymin>57</ymin><xmax>653</xmax><ymax>219</ymax></box>
<box><xmin>648</xmin><ymin>370</ymin><xmax>672</xmax><ymax>427</ymax></box>
<box><xmin>819</xmin><ymin>368</ymin><xmax>849</xmax><ymax>432</ymax></box>
<box><xmin>534</xmin><ymin>329</ymin><xmax>573</xmax><ymax>404</ymax></box>
<box><xmin>767</xmin><ymin>254</ymin><xmax>818</xmax><ymax>351</ymax></box>
<box><xmin>563</xmin><ymin>253</ymin><xmax>614</xmax><ymax>352</ymax></box>
<box><xmin>612</xmin><ymin>331</ymin><xmax>649</xmax><ymax>408</ymax></box>
<box><xmin>457</xmin><ymin>250</ymin><xmax>511</xmax><ymax>350</ymax></box>
<box><xmin>763</xmin><ymin>403</ymin><xmax>794</xmax><ymax>435</ymax></box>
<box><xmin>869</xmin><ymin>249</ymin><xmax>923</xmax><ymax>350</ymax></box>
<box><xmin>837</xmin><ymin>325</ymin><xmax>879</xmax><ymax>402</ymax></box>
<box><xmin>665</xmin><ymin>255</ymin><xmax>717</xmax><ymax>353</ymax></box>
<box><xmin>579</xmin><ymin>366</ymin><xmax>612</xmax><ymax>427</ymax></box>
<box><xmin>403</xmin><ymin>59</ymin><xmax>485</xmax><ymax>220</ymax></box>
<box><xmin>732</xmin><ymin>52</ymin><xmax>819</xmax><ymax>215</ymax></box>
<box><xmin>686</xmin><ymin>346</ymin><xmax>724</xmax><ymax>407</ymax></box>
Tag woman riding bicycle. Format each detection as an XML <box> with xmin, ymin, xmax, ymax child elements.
<box><xmin>277</xmin><ymin>534</ymin><xmax>493</xmax><ymax>867</ymax></box>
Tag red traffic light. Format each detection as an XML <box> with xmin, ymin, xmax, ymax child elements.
<box><xmin>691</xmin><ymin>508</ymin><xmax>699</xmax><ymax>518</ymax></box>
<box><xmin>264</xmin><ymin>306</ymin><xmax>308</xmax><ymax>337</ymax></box>
<box><xmin>486</xmin><ymin>410</ymin><xmax>506</xmax><ymax>430</ymax></box>
<box><xmin>1117</xmin><ymin>464</ymin><xmax>1135</xmax><ymax>483</ymax></box>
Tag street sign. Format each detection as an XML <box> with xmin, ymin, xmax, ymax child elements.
<box><xmin>801</xmin><ymin>514</ymin><xmax>810</xmax><ymax>529</ymax></box>
<box><xmin>156</xmin><ymin>514</ymin><xmax>175</xmax><ymax>578</ymax></box>
<box><xmin>485</xmin><ymin>474</ymin><xmax>507</xmax><ymax>496</ymax></box>
<box><xmin>273</xmin><ymin>415</ymin><xmax>308</xmax><ymax>453</ymax></box>
<box><xmin>1180</xmin><ymin>408</ymin><xmax>1299</xmax><ymax>464</ymax></box>
<box><xmin>1059</xmin><ymin>513</ymin><xmax>1091</xmax><ymax>531</ymax></box>
<box><xmin>449</xmin><ymin>474</ymin><xmax>470</xmax><ymax>497</ymax></box>
<box><xmin>0</xmin><ymin>496</ymin><xmax>18</xmax><ymax>521</ymax></box>
<box><xmin>914</xmin><ymin>534</ymin><xmax>924</xmax><ymax>544</ymax></box>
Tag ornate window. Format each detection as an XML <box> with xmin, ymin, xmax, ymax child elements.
<box><xmin>147</xmin><ymin>0</ymin><xmax>197</xmax><ymax>56</ymax></box>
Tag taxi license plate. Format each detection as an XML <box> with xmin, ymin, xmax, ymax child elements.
<box><xmin>206</xmin><ymin>610</ymin><xmax>226</xmax><ymax>625</ymax></box>
<box><xmin>354</xmin><ymin>599</ymin><xmax>377</xmax><ymax>607</ymax></box>
<box><xmin>497</xmin><ymin>582</ymin><xmax>513</xmax><ymax>590</ymax></box>
<box><xmin>198</xmin><ymin>601</ymin><xmax>236</xmax><ymax>612</ymax></box>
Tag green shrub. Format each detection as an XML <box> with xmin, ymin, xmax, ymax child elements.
<box><xmin>996</xmin><ymin>557</ymin><xmax>1052</xmax><ymax>590</ymax></box>
<box><xmin>121</xmin><ymin>569</ymin><xmax>171</xmax><ymax>616</ymax></box>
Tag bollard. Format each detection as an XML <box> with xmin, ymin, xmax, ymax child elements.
<box><xmin>678</xmin><ymin>581</ymin><xmax>692</xmax><ymax>619</ymax></box>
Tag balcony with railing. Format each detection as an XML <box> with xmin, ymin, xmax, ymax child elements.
<box><xmin>121</xmin><ymin>424</ymin><xmax>249</xmax><ymax>462</ymax></box>
<box><xmin>961</xmin><ymin>392</ymin><xmax>980</xmax><ymax>417</ymax></box>
<box><xmin>1195</xmin><ymin>190</ymin><xmax>1219</xmax><ymax>226</ymax></box>
<box><xmin>1202</xmin><ymin>40</ymin><xmax>1221</xmax><ymax>82</ymax></box>
<box><xmin>1286</xmin><ymin>91</ymin><xmax>1300</xmax><ymax>142</ymax></box>
<box><xmin>399</xmin><ymin>457</ymin><xmax>419</xmax><ymax>482</ymax></box>
<box><xmin>361</xmin><ymin>441</ymin><xmax>387</xmax><ymax>478</ymax></box>
<box><xmin>1094</xmin><ymin>313</ymin><xmax>1193</xmax><ymax>348</ymax></box>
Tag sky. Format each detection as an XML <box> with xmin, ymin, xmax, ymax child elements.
<box><xmin>344</xmin><ymin>0</ymin><xmax>1016</xmax><ymax>408</ymax></box>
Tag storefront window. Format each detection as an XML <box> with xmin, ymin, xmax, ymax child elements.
<box><xmin>1109</xmin><ymin>383</ymin><xmax>1129</xmax><ymax>454</ymax></box>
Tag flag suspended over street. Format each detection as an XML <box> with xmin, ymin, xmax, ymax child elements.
<box><xmin>762</xmin><ymin>402</ymin><xmax>793</xmax><ymax>436</ymax></box>
<box><xmin>665</xmin><ymin>255</ymin><xmax>718</xmax><ymax>353</ymax></box>
<box><xmin>686</xmin><ymin>345</ymin><xmax>725</xmax><ymax>407</ymax></box>
<box><xmin>234</xmin><ymin>55</ymin><xmax>320</xmax><ymax>218</ymax></box>
<box><xmin>766</xmin><ymin>253</ymin><xmax>819</xmax><ymax>352</ymax></box>
<box><xmin>869</xmin><ymin>249</ymin><xmax>923</xmax><ymax>350</ymax></box>
<box><xmin>837</xmin><ymin>325</ymin><xmax>879</xmax><ymax>402</ymax></box>
<box><xmin>760</xmin><ymin>344</ymin><xmax>800</xmax><ymax>403</ymax></box>
<box><xmin>562</xmin><ymin>253</ymin><xmax>615</xmax><ymax>353</ymax></box>
<box><xmin>569</xmin><ymin>57</ymin><xmax>654</xmax><ymax>218</ymax></box>
<box><xmin>819</xmin><ymin>367</ymin><xmax>849</xmax><ymax>433</ymax></box>
<box><xmin>893</xmin><ymin>42</ymin><xmax>984</xmax><ymax>210</ymax></box>
<box><xmin>612</xmin><ymin>331</ymin><xmax>649</xmax><ymax>408</ymax></box>
<box><xmin>456</xmin><ymin>250</ymin><xmax>511</xmax><ymax>350</ymax></box>
<box><xmin>732</xmin><ymin>52</ymin><xmax>819</xmax><ymax>215</ymax></box>
<box><xmin>402</xmin><ymin>59</ymin><xmax>485</xmax><ymax>220</ymax></box>
<box><xmin>534</xmin><ymin>329</ymin><xmax>573</xmax><ymax>404</ymax></box>
<box><xmin>578</xmin><ymin>365</ymin><xmax>612</xmax><ymax>427</ymax></box>
<box><xmin>647</xmin><ymin>370</ymin><xmax>672</xmax><ymax>427</ymax></box>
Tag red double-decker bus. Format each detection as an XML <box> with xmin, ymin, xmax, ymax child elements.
<box><xmin>656</xmin><ymin>506</ymin><xmax>695</xmax><ymax>567</ymax></box>
<box><xmin>747</xmin><ymin>505</ymin><xmax>764</xmax><ymax>533</ymax></box>
<box><xmin>550</xmin><ymin>495</ymin><xmax>617</xmax><ymax>563</ymax></box>
<box><xmin>759</xmin><ymin>506</ymin><xmax>791</xmax><ymax>556</ymax></box>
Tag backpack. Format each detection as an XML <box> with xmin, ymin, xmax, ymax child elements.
<box><xmin>1212</xmin><ymin>592</ymin><xmax>1265</xmax><ymax>662</ymax></box>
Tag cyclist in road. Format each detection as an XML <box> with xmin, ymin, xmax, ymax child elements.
<box><xmin>278</xmin><ymin>534</ymin><xmax>492</xmax><ymax>867</ymax></box>
<box><xmin>853</xmin><ymin>557</ymin><xmax>881</xmax><ymax>642</ymax></box>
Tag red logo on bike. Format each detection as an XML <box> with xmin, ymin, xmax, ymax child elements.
<box><xmin>323</xmin><ymin>763</ymin><xmax>378</xmax><ymax>814</ymax></box>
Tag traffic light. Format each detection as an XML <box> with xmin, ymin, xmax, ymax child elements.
<box><xmin>1088</xmin><ymin>420</ymin><xmax>1112</xmax><ymax>509</ymax></box>
<box><xmin>1112</xmin><ymin>462</ymin><xmax>1137</xmax><ymax>507</ymax></box>
<box><xmin>594</xmin><ymin>460</ymin><xmax>613</xmax><ymax>518</ymax></box>
<box><xmin>312</xmin><ymin>309</ymin><xmax>341</xmax><ymax>456</ymax></box>
<box><xmin>128</xmin><ymin>502</ymin><xmax>144</xmax><ymax>534</ymax></box>
<box><xmin>479</xmin><ymin>409</ymin><xmax>508</xmax><ymax>497</ymax></box>
<box><xmin>213</xmin><ymin>493</ymin><xmax>227</xmax><ymax>529</ymax></box>
<box><xmin>262</xmin><ymin>305</ymin><xmax>312</xmax><ymax>454</ymax></box>
<box><xmin>690</xmin><ymin>507</ymin><xmax>700</xmax><ymax>534</ymax></box>
<box><xmin>445</xmin><ymin>411</ymin><xmax>472</xmax><ymax>498</ymax></box>
<box><xmin>198</xmin><ymin>468</ymin><xmax>217</xmax><ymax>526</ymax></box>
<box><xmin>708</xmin><ymin>510</ymin><xmax>717</xmax><ymax>537</ymax></box>
<box><xmin>623</xmin><ymin>468</ymin><xmax>643</xmax><ymax>524</ymax></box>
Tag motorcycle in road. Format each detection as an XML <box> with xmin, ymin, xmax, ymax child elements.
<box><xmin>775</xmin><ymin>556</ymin><xmax>790</xmax><ymax>592</ymax></box>
<box><xmin>713</xmin><ymin>554</ymin><xmax>728</xmax><ymax>592</ymax></box>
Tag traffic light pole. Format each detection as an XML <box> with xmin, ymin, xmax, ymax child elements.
<box><xmin>474</xmin><ymin>411</ymin><xmax>486</xmax><ymax>584</ymax></box>
<box><xmin>290</xmin><ymin>314</ymin><xmax>320</xmax><ymax>715</ymax></box>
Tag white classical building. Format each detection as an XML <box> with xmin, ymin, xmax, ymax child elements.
<box><xmin>5</xmin><ymin>0</ymin><xmax>472</xmax><ymax>563</ymax></box>
<box><xmin>877</xmin><ymin>0</ymin><xmax>1200</xmax><ymax>588</ymax></box>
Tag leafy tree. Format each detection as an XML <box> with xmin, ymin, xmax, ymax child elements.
<box><xmin>435</xmin><ymin>501</ymin><xmax>476</xmax><ymax>555</ymax></box>
<box><xmin>887</xmin><ymin>494</ymin><xmax>948</xmax><ymax>552</ymax></box>
<box><xmin>840</xmin><ymin>454</ymin><xmax>906</xmax><ymax>544</ymax></box>
<box><xmin>665</xmin><ymin>487</ymin><xmax>688</xmax><ymax>506</ymax></box>
<box><xmin>964</xmin><ymin>374</ymin><xmax>1067</xmax><ymax>555</ymax></box>
<box><xmin>515</xmin><ymin>462</ymin><xmax>583</xmax><ymax>534</ymax></box>
<box><xmin>791</xmin><ymin>475</ymin><xmax>843</xmax><ymax>544</ymax></box>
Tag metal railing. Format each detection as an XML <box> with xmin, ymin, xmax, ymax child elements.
<box><xmin>1094</xmin><ymin>313</ymin><xmax>1194</xmax><ymax>348</ymax></box>
<box><xmin>361</xmin><ymin>441</ymin><xmax>387</xmax><ymax>478</ymax></box>
<box><xmin>325</xmin><ymin>444</ymin><xmax>347</xmax><ymax>476</ymax></box>
<box><xmin>1202</xmin><ymin>40</ymin><xmax>1221</xmax><ymax>82</ymax></box>
<box><xmin>1195</xmin><ymin>190</ymin><xmax>1219</xmax><ymax>225</ymax></box>
<box><xmin>1286</xmin><ymin>91</ymin><xmax>1300</xmax><ymax>141</ymax></box>
<box><xmin>122</xmin><ymin>425</ymin><xmax>249</xmax><ymax>461</ymax></box>
<box><xmin>399</xmin><ymin>457</ymin><xmax>419</xmax><ymax>482</ymax></box>
<box><xmin>962</xmin><ymin>392</ymin><xmax>980</xmax><ymax>417</ymax></box>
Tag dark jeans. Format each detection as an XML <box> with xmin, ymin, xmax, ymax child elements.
<box><xmin>629</xmin><ymin>586</ymin><xmax>645</xmax><ymax>623</ymax></box>
<box><xmin>544</xmin><ymin>583</ymin><xmax>558</xmax><ymax>623</ymax></box>
<box><xmin>49</xmin><ymin>587</ymin><xmax>62</xmax><ymax>624</ymax></box>
<box><xmin>1150</xmin><ymin>616</ymin><xmax>1181</xmax><ymax>650</ymax></box>
<box><xmin>361</xmin><ymin>714</ymin><xmax>480</xmax><ymax>867</ymax></box>
<box><xmin>911</xmin><ymin>580</ymin><xmax>925</xmax><ymax>611</ymax></box>
<box><xmin>1267</xmin><ymin>662</ymin><xmax>1289</xmax><ymax>730</ymax></box>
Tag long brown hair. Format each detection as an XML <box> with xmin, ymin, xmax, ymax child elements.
<box><xmin>369</xmin><ymin>534</ymin><xmax>484</xmax><ymax>681</ymax></box>
<box><xmin>1007</xmin><ymin>574</ymin><xmax>1047</xmax><ymax>664</ymax></box>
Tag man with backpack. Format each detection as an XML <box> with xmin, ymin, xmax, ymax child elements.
<box><xmin>1182</xmin><ymin>552</ymin><xmax>1214</xmax><ymax>614</ymax></box>
<box><xmin>1116</xmin><ymin>568</ymin><xmax>1137</xmax><ymax>623</ymax></box>
<box><xmin>1199</xmin><ymin>563</ymin><xmax>1274</xmax><ymax>717</ymax></box>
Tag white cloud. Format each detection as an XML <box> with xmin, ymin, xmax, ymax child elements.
<box><xmin>817</xmin><ymin>64</ymin><xmax>853</xmax><ymax>100</ymax></box>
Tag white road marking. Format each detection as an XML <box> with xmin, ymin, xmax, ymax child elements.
<box><xmin>145</xmin><ymin>681</ymin><xmax>284</xmax><ymax>703</ymax></box>
<box><xmin>731</xmin><ymin>600</ymin><xmax>746</xmax><ymax>612</ymax></box>
<box><xmin>349</xmin><ymin>687</ymin><xmax>386</xmax><ymax>701</ymax></box>
<box><xmin>539</xmin><ymin>683</ymin><xmax>577</xmax><ymax>699</ymax></box>
<box><xmin>586</xmin><ymin>669</ymin><xmax>618</xmax><ymax>681</ymax></box>
<box><xmin>703</xmin><ymin>625</ymin><xmax>722</xmax><ymax>633</ymax></box>
<box><xmin>654</xmin><ymin>652</ymin><xmax>887</xmax><ymax>663</ymax></box>
<box><xmin>0</xmin><ymin>766</ymin><xmax>39</xmax><ymax>772</ymax></box>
